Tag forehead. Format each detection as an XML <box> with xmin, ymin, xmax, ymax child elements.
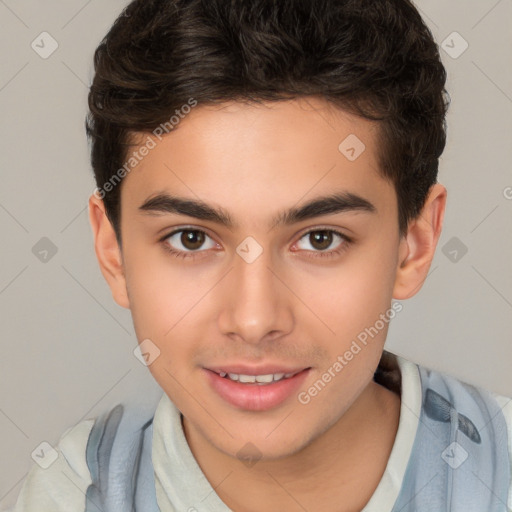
<box><xmin>121</xmin><ymin>97</ymin><xmax>395</xmax><ymax>223</ymax></box>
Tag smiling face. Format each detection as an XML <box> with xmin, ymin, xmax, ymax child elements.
<box><xmin>89</xmin><ymin>97</ymin><xmax>442</xmax><ymax>463</ymax></box>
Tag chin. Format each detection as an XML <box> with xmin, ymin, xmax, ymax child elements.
<box><xmin>213</xmin><ymin>422</ymin><xmax>320</xmax><ymax>463</ymax></box>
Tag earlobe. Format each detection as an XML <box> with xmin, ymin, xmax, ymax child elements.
<box><xmin>392</xmin><ymin>184</ymin><xmax>447</xmax><ymax>300</ymax></box>
<box><xmin>88</xmin><ymin>194</ymin><xmax>130</xmax><ymax>309</ymax></box>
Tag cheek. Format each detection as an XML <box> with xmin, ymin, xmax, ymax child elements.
<box><xmin>124</xmin><ymin>247</ymin><xmax>211</xmax><ymax>337</ymax></box>
<box><xmin>296</xmin><ymin>238</ymin><xmax>398</xmax><ymax>342</ymax></box>
<box><xmin>124</xmin><ymin>259</ymin><xmax>201</xmax><ymax>388</ymax></box>
<box><xmin>123</xmin><ymin>247</ymin><xmax>225</xmax><ymax>386</ymax></box>
<box><xmin>123</xmin><ymin>225</ymin><xmax>398</xmax><ymax>352</ymax></box>
<box><xmin>297</xmin><ymin>244</ymin><xmax>398</xmax><ymax>413</ymax></box>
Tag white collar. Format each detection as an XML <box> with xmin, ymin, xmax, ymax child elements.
<box><xmin>151</xmin><ymin>353</ymin><xmax>422</xmax><ymax>512</ymax></box>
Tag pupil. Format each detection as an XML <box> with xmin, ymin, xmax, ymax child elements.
<box><xmin>182</xmin><ymin>230</ymin><xmax>204</xmax><ymax>250</ymax></box>
<box><xmin>311</xmin><ymin>231</ymin><xmax>332</xmax><ymax>250</ymax></box>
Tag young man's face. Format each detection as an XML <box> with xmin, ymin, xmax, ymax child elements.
<box><xmin>93</xmin><ymin>98</ymin><xmax>424</xmax><ymax>460</ymax></box>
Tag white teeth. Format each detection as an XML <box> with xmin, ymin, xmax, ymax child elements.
<box><xmin>239</xmin><ymin>374</ymin><xmax>256</xmax><ymax>383</ymax></box>
<box><xmin>255</xmin><ymin>374</ymin><xmax>274</xmax><ymax>383</ymax></box>
<box><xmin>220</xmin><ymin>372</ymin><xmax>291</xmax><ymax>384</ymax></box>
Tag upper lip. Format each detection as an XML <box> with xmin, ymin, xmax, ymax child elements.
<box><xmin>205</xmin><ymin>364</ymin><xmax>310</xmax><ymax>376</ymax></box>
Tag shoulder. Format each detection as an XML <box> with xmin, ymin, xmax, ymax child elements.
<box><xmin>420</xmin><ymin>361</ymin><xmax>512</xmax><ymax>511</ymax></box>
<box><xmin>393</xmin><ymin>354</ymin><xmax>512</xmax><ymax>510</ymax></box>
<box><xmin>6</xmin><ymin>418</ymin><xmax>94</xmax><ymax>512</ymax></box>
<box><xmin>6</xmin><ymin>399</ymin><xmax>158</xmax><ymax>512</ymax></box>
<box><xmin>489</xmin><ymin>390</ymin><xmax>512</xmax><ymax>512</ymax></box>
<box><xmin>489</xmin><ymin>389</ymin><xmax>512</xmax><ymax>430</ymax></box>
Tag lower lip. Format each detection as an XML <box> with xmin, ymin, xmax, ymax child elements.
<box><xmin>204</xmin><ymin>368</ymin><xmax>310</xmax><ymax>411</ymax></box>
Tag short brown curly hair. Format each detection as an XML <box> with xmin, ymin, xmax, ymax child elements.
<box><xmin>86</xmin><ymin>0</ymin><xmax>450</xmax><ymax>243</ymax></box>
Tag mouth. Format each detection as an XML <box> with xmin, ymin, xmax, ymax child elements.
<box><xmin>213</xmin><ymin>369</ymin><xmax>303</xmax><ymax>385</ymax></box>
<box><xmin>203</xmin><ymin>366</ymin><xmax>311</xmax><ymax>411</ymax></box>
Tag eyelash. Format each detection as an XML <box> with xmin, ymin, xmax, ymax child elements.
<box><xmin>293</xmin><ymin>228</ymin><xmax>352</xmax><ymax>259</ymax></box>
<box><xmin>159</xmin><ymin>227</ymin><xmax>353</xmax><ymax>261</ymax></box>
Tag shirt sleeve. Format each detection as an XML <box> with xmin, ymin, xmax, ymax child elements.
<box><xmin>492</xmin><ymin>392</ymin><xmax>512</xmax><ymax>512</ymax></box>
<box><xmin>5</xmin><ymin>418</ymin><xmax>94</xmax><ymax>512</ymax></box>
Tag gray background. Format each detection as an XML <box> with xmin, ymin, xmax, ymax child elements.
<box><xmin>0</xmin><ymin>0</ymin><xmax>511</xmax><ymax>507</ymax></box>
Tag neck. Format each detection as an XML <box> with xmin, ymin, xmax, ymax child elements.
<box><xmin>183</xmin><ymin>379</ymin><xmax>401</xmax><ymax>512</ymax></box>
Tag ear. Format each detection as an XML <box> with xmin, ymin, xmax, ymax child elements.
<box><xmin>393</xmin><ymin>183</ymin><xmax>447</xmax><ymax>300</ymax></box>
<box><xmin>88</xmin><ymin>193</ymin><xmax>130</xmax><ymax>309</ymax></box>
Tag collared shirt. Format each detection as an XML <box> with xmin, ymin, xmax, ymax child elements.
<box><xmin>4</xmin><ymin>354</ymin><xmax>512</xmax><ymax>511</ymax></box>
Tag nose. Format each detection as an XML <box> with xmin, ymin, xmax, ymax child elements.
<box><xmin>217</xmin><ymin>248</ymin><xmax>294</xmax><ymax>345</ymax></box>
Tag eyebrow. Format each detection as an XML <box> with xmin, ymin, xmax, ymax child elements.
<box><xmin>138</xmin><ymin>191</ymin><xmax>376</xmax><ymax>230</ymax></box>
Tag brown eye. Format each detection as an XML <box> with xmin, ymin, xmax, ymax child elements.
<box><xmin>309</xmin><ymin>230</ymin><xmax>334</xmax><ymax>251</ymax></box>
<box><xmin>163</xmin><ymin>228</ymin><xmax>216</xmax><ymax>255</ymax></box>
<box><xmin>294</xmin><ymin>228</ymin><xmax>350</xmax><ymax>258</ymax></box>
<box><xmin>180</xmin><ymin>230</ymin><xmax>205</xmax><ymax>250</ymax></box>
